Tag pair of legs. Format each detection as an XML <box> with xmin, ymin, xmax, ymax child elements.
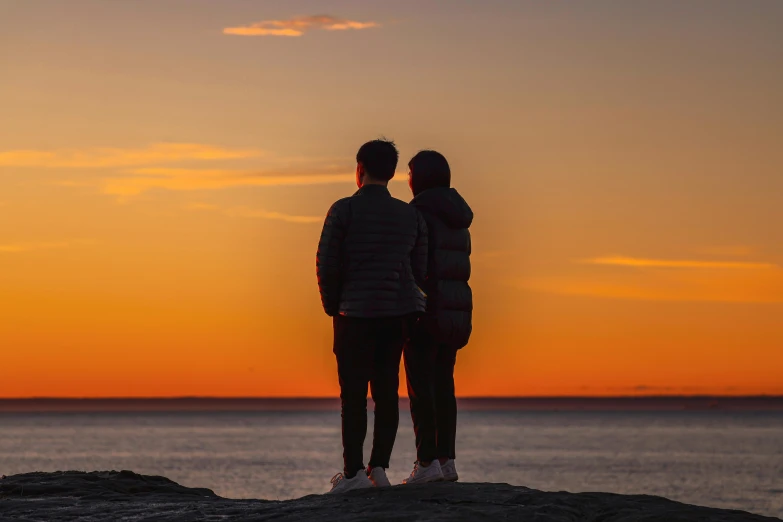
<box><xmin>333</xmin><ymin>315</ymin><xmax>408</xmax><ymax>477</ymax></box>
<box><xmin>404</xmin><ymin>327</ymin><xmax>458</xmax><ymax>464</ymax></box>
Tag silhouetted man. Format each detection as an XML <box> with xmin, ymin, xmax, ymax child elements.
<box><xmin>317</xmin><ymin>139</ymin><xmax>428</xmax><ymax>494</ymax></box>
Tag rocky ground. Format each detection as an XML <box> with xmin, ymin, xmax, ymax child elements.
<box><xmin>0</xmin><ymin>470</ymin><xmax>778</xmax><ymax>521</ymax></box>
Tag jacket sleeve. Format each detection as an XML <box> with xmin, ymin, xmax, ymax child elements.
<box><xmin>316</xmin><ymin>201</ymin><xmax>347</xmax><ymax>316</ymax></box>
<box><xmin>412</xmin><ymin>209</ymin><xmax>429</xmax><ymax>290</ymax></box>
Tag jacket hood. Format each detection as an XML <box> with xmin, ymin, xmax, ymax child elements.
<box><xmin>412</xmin><ymin>187</ymin><xmax>473</xmax><ymax>229</ymax></box>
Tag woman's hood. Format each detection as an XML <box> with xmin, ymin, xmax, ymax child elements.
<box><xmin>411</xmin><ymin>187</ymin><xmax>473</xmax><ymax>229</ymax></box>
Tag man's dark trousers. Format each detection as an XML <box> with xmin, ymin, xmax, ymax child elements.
<box><xmin>334</xmin><ymin>315</ymin><xmax>408</xmax><ymax>477</ymax></box>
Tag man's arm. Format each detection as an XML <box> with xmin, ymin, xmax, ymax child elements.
<box><xmin>412</xmin><ymin>209</ymin><xmax>429</xmax><ymax>290</ymax></box>
<box><xmin>316</xmin><ymin>201</ymin><xmax>347</xmax><ymax>316</ymax></box>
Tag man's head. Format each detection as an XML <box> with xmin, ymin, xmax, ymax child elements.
<box><xmin>408</xmin><ymin>150</ymin><xmax>451</xmax><ymax>196</ymax></box>
<box><xmin>356</xmin><ymin>139</ymin><xmax>399</xmax><ymax>188</ymax></box>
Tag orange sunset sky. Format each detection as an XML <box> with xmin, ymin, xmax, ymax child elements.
<box><xmin>1</xmin><ymin>1</ymin><xmax>781</xmax><ymax>398</ymax></box>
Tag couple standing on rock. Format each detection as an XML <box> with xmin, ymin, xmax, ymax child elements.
<box><xmin>316</xmin><ymin>139</ymin><xmax>473</xmax><ymax>494</ymax></box>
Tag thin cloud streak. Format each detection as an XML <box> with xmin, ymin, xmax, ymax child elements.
<box><xmin>105</xmin><ymin>169</ymin><xmax>356</xmax><ymax>196</ymax></box>
<box><xmin>224</xmin><ymin>15</ymin><xmax>378</xmax><ymax>37</ymax></box>
<box><xmin>518</xmin><ymin>264</ymin><xmax>783</xmax><ymax>304</ymax></box>
<box><xmin>226</xmin><ymin>207</ymin><xmax>322</xmax><ymax>224</ymax></box>
<box><xmin>0</xmin><ymin>240</ymin><xmax>93</xmax><ymax>253</ymax></box>
<box><xmin>581</xmin><ymin>256</ymin><xmax>777</xmax><ymax>270</ymax></box>
<box><xmin>185</xmin><ymin>202</ymin><xmax>321</xmax><ymax>224</ymax></box>
<box><xmin>0</xmin><ymin>242</ymin><xmax>69</xmax><ymax>253</ymax></box>
<box><xmin>0</xmin><ymin>143</ymin><xmax>262</xmax><ymax>169</ymax></box>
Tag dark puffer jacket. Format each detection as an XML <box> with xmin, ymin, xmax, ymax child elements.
<box><xmin>317</xmin><ymin>184</ymin><xmax>428</xmax><ymax>318</ymax></box>
<box><xmin>411</xmin><ymin>187</ymin><xmax>473</xmax><ymax>349</ymax></box>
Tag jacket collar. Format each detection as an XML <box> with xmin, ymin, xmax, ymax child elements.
<box><xmin>354</xmin><ymin>184</ymin><xmax>391</xmax><ymax>197</ymax></box>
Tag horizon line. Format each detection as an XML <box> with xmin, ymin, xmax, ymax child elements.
<box><xmin>2</xmin><ymin>395</ymin><xmax>782</xmax><ymax>401</ymax></box>
<box><xmin>3</xmin><ymin>396</ymin><xmax>780</xmax><ymax>412</ymax></box>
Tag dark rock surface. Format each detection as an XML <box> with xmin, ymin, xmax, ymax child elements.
<box><xmin>0</xmin><ymin>471</ymin><xmax>778</xmax><ymax>521</ymax></box>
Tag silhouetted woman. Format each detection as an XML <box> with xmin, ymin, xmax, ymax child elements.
<box><xmin>402</xmin><ymin>150</ymin><xmax>473</xmax><ymax>484</ymax></box>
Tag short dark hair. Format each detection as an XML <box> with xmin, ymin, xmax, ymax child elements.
<box><xmin>408</xmin><ymin>150</ymin><xmax>451</xmax><ymax>196</ymax></box>
<box><xmin>356</xmin><ymin>139</ymin><xmax>399</xmax><ymax>181</ymax></box>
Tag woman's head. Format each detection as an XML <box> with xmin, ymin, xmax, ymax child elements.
<box><xmin>408</xmin><ymin>150</ymin><xmax>451</xmax><ymax>196</ymax></box>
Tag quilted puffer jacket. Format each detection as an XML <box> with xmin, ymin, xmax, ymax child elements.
<box><xmin>317</xmin><ymin>184</ymin><xmax>428</xmax><ymax>318</ymax></box>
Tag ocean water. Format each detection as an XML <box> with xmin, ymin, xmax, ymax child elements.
<box><xmin>0</xmin><ymin>411</ymin><xmax>781</xmax><ymax>518</ymax></box>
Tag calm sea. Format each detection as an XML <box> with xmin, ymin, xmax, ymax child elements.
<box><xmin>0</xmin><ymin>404</ymin><xmax>781</xmax><ymax>518</ymax></box>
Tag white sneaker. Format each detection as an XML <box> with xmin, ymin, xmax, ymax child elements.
<box><xmin>441</xmin><ymin>459</ymin><xmax>459</xmax><ymax>482</ymax></box>
<box><xmin>367</xmin><ymin>467</ymin><xmax>391</xmax><ymax>488</ymax></box>
<box><xmin>402</xmin><ymin>460</ymin><xmax>444</xmax><ymax>485</ymax></box>
<box><xmin>328</xmin><ymin>471</ymin><xmax>373</xmax><ymax>494</ymax></box>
